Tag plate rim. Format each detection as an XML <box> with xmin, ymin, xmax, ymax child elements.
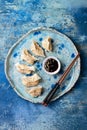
<box><xmin>5</xmin><ymin>27</ymin><xmax>81</xmax><ymax>103</ymax></box>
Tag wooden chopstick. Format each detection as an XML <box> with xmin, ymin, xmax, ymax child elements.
<box><xmin>42</xmin><ymin>53</ymin><xmax>80</xmax><ymax>106</ymax></box>
<box><xmin>58</xmin><ymin>53</ymin><xmax>80</xmax><ymax>85</ymax></box>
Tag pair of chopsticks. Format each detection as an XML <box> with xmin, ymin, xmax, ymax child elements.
<box><xmin>42</xmin><ymin>53</ymin><xmax>80</xmax><ymax>106</ymax></box>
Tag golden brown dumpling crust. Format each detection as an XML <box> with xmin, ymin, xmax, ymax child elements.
<box><xmin>15</xmin><ymin>63</ymin><xmax>35</xmax><ymax>74</ymax></box>
<box><xmin>22</xmin><ymin>73</ymin><xmax>41</xmax><ymax>87</ymax></box>
<box><xmin>27</xmin><ymin>86</ymin><xmax>43</xmax><ymax>97</ymax></box>
<box><xmin>31</xmin><ymin>41</ymin><xmax>45</xmax><ymax>57</ymax></box>
<box><xmin>42</xmin><ymin>37</ymin><xmax>53</xmax><ymax>51</ymax></box>
<box><xmin>21</xmin><ymin>49</ymin><xmax>37</xmax><ymax>64</ymax></box>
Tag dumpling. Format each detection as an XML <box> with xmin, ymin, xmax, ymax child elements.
<box><xmin>21</xmin><ymin>49</ymin><xmax>37</xmax><ymax>64</ymax></box>
<box><xmin>42</xmin><ymin>37</ymin><xmax>53</xmax><ymax>51</ymax></box>
<box><xmin>22</xmin><ymin>73</ymin><xmax>41</xmax><ymax>87</ymax></box>
<box><xmin>31</xmin><ymin>41</ymin><xmax>45</xmax><ymax>57</ymax></box>
<box><xmin>15</xmin><ymin>63</ymin><xmax>35</xmax><ymax>74</ymax></box>
<box><xmin>27</xmin><ymin>86</ymin><xmax>43</xmax><ymax>97</ymax></box>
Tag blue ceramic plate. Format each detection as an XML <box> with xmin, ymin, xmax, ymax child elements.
<box><xmin>5</xmin><ymin>27</ymin><xmax>80</xmax><ymax>103</ymax></box>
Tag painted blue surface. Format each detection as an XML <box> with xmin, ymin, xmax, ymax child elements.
<box><xmin>13</xmin><ymin>52</ymin><xmax>18</xmax><ymax>57</ymax></box>
<box><xmin>0</xmin><ymin>0</ymin><xmax>87</xmax><ymax>130</ymax></box>
<box><xmin>39</xmin><ymin>37</ymin><xmax>43</xmax><ymax>41</ymax></box>
<box><xmin>71</xmin><ymin>53</ymin><xmax>75</xmax><ymax>58</ymax></box>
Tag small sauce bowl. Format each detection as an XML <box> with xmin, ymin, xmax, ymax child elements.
<box><xmin>42</xmin><ymin>56</ymin><xmax>61</xmax><ymax>75</ymax></box>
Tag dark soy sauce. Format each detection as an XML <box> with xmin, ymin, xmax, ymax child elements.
<box><xmin>44</xmin><ymin>58</ymin><xmax>58</xmax><ymax>72</ymax></box>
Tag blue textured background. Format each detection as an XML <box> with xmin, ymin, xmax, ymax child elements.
<box><xmin>0</xmin><ymin>0</ymin><xmax>87</xmax><ymax>130</ymax></box>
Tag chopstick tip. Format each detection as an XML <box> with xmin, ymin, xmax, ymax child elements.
<box><xmin>42</xmin><ymin>102</ymin><xmax>48</xmax><ymax>106</ymax></box>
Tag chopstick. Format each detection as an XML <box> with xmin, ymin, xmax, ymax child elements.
<box><xmin>42</xmin><ymin>53</ymin><xmax>80</xmax><ymax>106</ymax></box>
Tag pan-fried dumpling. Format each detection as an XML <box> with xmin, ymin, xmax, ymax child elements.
<box><xmin>21</xmin><ymin>49</ymin><xmax>37</xmax><ymax>64</ymax></box>
<box><xmin>27</xmin><ymin>86</ymin><xmax>43</xmax><ymax>97</ymax></box>
<box><xmin>42</xmin><ymin>37</ymin><xmax>53</xmax><ymax>51</ymax></box>
<box><xmin>31</xmin><ymin>41</ymin><xmax>45</xmax><ymax>57</ymax></box>
<box><xmin>15</xmin><ymin>63</ymin><xmax>35</xmax><ymax>74</ymax></box>
<box><xmin>22</xmin><ymin>73</ymin><xmax>41</xmax><ymax>87</ymax></box>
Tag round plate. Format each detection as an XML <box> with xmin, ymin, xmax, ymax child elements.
<box><xmin>5</xmin><ymin>27</ymin><xmax>80</xmax><ymax>103</ymax></box>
